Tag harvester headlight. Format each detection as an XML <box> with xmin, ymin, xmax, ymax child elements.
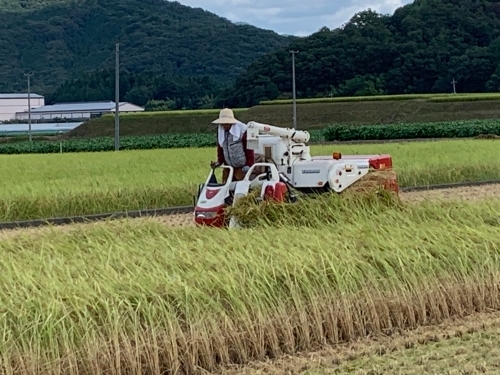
<box><xmin>196</xmin><ymin>211</ymin><xmax>217</xmax><ymax>218</ymax></box>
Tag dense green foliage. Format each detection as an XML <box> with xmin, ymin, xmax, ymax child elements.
<box><xmin>3</xmin><ymin>119</ymin><xmax>500</xmax><ymax>154</ymax></box>
<box><xmin>324</xmin><ymin>119</ymin><xmax>500</xmax><ymax>141</ymax></box>
<box><xmin>0</xmin><ymin>0</ymin><xmax>69</xmax><ymax>10</ymax></box>
<box><xmin>5</xmin><ymin>0</ymin><xmax>500</xmax><ymax>110</ymax></box>
<box><xmin>50</xmin><ymin>70</ymin><xmax>225</xmax><ymax>108</ymax></box>
<box><xmin>0</xmin><ymin>130</ymin><xmax>323</xmax><ymax>154</ymax></box>
<box><xmin>221</xmin><ymin>0</ymin><xmax>500</xmax><ymax>107</ymax></box>
<box><xmin>0</xmin><ymin>0</ymin><xmax>294</xmax><ymax>98</ymax></box>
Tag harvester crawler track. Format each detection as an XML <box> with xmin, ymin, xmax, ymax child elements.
<box><xmin>0</xmin><ymin>180</ymin><xmax>499</xmax><ymax>231</ymax></box>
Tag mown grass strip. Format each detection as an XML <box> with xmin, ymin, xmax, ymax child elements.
<box><xmin>102</xmin><ymin>107</ymin><xmax>250</xmax><ymax>118</ymax></box>
<box><xmin>1</xmin><ymin>196</ymin><xmax>499</xmax><ymax>374</ymax></box>
<box><xmin>260</xmin><ymin>92</ymin><xmax>500</xmax><ymax>105</ymax></box>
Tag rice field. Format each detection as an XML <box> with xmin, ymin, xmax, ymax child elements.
<box><xmin>0</xmin><ymin>139</ymin><xmax>499</xmax><ymax>221</ymax></box>
<box><xmin>1</xmin><ymin>192</ymin><xmax>500</xmax><ymax>374</ymax></box>
<box><xmin>259</xmin><ymin>92</ymin><xmax>500</xmax><ymax>105</ymax></box>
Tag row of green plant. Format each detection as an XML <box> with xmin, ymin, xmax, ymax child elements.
<box><xmin>260</xmin><ymin>92</ymin><xmax>500</xmax><ymax>105</ymax></box>
<box><xmin>2</xmin><ymin>118</ymin><xmax>499</xmax><ymax>154</ymax></box>
<box><xmin>0</xmin><ymin>129</ymin><xmax>325</xmax><ymax>154</ymax></box>
<box><xmin>324</xmin><ymin>119</ymin><xmax>500</xmax><ymax>141</ymax></box>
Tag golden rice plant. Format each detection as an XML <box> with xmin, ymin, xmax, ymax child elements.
<box><xmin>226</xmin><ymin>172</ymin><xmax>400</xmax><ymax>228</ymax></box>
<box><xmin>0</xmin><ymin>197</ymin><xmax>500</xmax><ymax>374</ymax></box>
<box><xmin>0</xmin><ymin>139</ymin><xmax>498</xmax><ymax>221</ymax></box>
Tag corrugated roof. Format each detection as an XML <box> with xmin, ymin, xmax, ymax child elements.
<box><xmin>0</xmin><ymin>122</ymin><xmax>83</xmax><ymax>134</ymax></box>
<box><xmin>28</xmin><ymin>101</ymin><xmax>142</xmax><ymax>113</ymax></box>
<box><xmin>0</xmin><ymin>93</ymin><xmax>44</xmax><ymax>99</ymax></box>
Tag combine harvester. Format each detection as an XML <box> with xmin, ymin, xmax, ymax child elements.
<box><xmin>193</xmin><ymin>121</ymin><xmax>399</xmax><ymax>228</ymax></box>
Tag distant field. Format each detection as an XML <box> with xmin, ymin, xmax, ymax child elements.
<box><xmin>67</xmin><ymin>108</ymin><xmax>249</xmax><ymax>137</ymax></box>
<box><xmin>259</xmin><ymin>92</ymin><xmax>500</xmax><ymax>105</ymax></box>
<box><xmin>67</xmin><ymin>95</ymin><xmax>500</xmax><ymax>138</ymax></box>
<box><xmin>0</xmin><ymin>139</ymin><xmax>498</xmax><ymax>221</ymax></box>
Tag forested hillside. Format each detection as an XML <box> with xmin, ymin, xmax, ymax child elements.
<box><xmin>0</xmin><ymin>0</ymin><xmax>70</xmax><ymax>11</ymax></box>
<box><xmin>50</xmin><ymin>69</ymin><xmax>224</xmax><ymax>109</ymax></box>
<box><xmin>0</xmin><ymin>0</ymin><xmax>295</xmax><ymax>100</ymax></box>
<box><xmin>220</xmin><ymin>0</ymin><xmax>500</xmax><ymax>107</ymax></box>
<box><xmin>6</xmin><ymin>0</ymin><xmax>500</xmax><ymax>110</ymax></box>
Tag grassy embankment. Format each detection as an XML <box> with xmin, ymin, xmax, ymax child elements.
<box><xmin>67</xmin><ymin>93</ymin><xmax>500</xmax><ymax>138</ymax></box>
<box><xmin>1</xmin><ymin>193</ymin><xmax>500</xmax><ymax>374</ymax></box>
<box><xmin>0</xmin><ymin>139</ymin><xmax>498</xmax><ymax>221</ymax></box>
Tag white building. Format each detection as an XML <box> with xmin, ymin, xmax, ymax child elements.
<box><xmin>15</xmin><ymin>101</ymin><xmax>144</xmax><ymax>121</ymax></box>
<box><xmin>0</xmin><ymin>93</ymin><xmax>45</xmax><ymax>122</ymax></box>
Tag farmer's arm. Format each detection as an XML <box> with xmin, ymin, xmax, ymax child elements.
<box><xmin>217</xmin><ymin>143</ymin><xmax>224</xmax><ymax>165</ymax></box>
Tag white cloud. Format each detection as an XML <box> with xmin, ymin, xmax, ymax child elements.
<box><xmin>176</xmin><ymin>0</ymin><xmax>413</xmax><ymax>35</ymax></box>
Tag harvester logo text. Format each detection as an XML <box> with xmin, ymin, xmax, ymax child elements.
<box><xmin>302</xmin><ymin>169</ymin><xmax>321</xmax><ymax>174</ymax></box>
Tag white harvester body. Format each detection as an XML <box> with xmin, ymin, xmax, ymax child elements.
<box><xmin>193</xmin><ymin>121</ymin><xmax>398</xmax><ymax>228</ymax></box>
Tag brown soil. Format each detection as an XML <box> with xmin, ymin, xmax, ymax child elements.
<box><xmin>0</xmin><ymin>213</ymin><xmax>195</xmax><ymax>240</ymax></box>
<box><xmin>155</xmin><ymin>213</ymin><xmax>193</xmax><ymax>227</ymax></box>
<box><xmin>215</xmin><ymin>310</ymin><xmax>500</xmax><ymax>375</ymax></box>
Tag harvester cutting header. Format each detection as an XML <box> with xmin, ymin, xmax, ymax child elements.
<box><xmin>194</xmin><ymin>109</ymin><xmax>398</xmax><ymax>228</ymax></box>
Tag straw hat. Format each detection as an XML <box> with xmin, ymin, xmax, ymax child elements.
<box><xmin>211</xmin><ymin>108</ymin><xmax>239</xmax><ymax>124</ymax></box>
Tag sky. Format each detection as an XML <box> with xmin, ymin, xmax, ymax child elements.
<box><xmin>175</xmin><ymin>0</ymin><xmax>414</xmax><ymax>36</ymax></box>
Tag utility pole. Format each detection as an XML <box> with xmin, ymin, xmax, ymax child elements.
<box><xmin>451</xmin><ymin>77</ymin><xmax>457</xmax><ymax>94</ymax></box>
<box><xmin>24</xmin><ymin>72</ymin><xmax>33</xmax><ymax>143</ymax></box>
<box><xmin>114</xmin><ymin>42</ymin><xmax>120</xmax><ymax>151</ymax></box>
<box><xmin>289</xmin><ymin>50</ymin><xmax>299</xmax><ymax>129</ymax></box>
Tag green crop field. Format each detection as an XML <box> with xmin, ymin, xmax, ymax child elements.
<box><xmin>259</xmin><ymin>92</ymin><xmax>500</xmax><ymax>105</ymax></box>
<box><xmin>64</xmin><ymin>94</ymin><xmax>500</xmax><ymax>139</ymax></box>
<box><xmin>0</xmin><ymin>139</ymin><xmax>498</xmax><ymax>221</ymax></box>
<box><xmin>1</xmin><ymin>192</ymin><xmax>500</xmax><ymax>374</ymax></box>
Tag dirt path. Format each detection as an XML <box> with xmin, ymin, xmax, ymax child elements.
<box><xmin>214</xmin><ymin>310</ymin><xmax>500</xmax><ymax>375</ymax></box>
<box><xmin>400</xmin><ymin>183</ymin><xmax>500</xmax><ymax>203</ymax></box>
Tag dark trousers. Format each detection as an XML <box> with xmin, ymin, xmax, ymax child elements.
<box><xmin>222</xmin><ymin>167</ymin><xmax>245</xmax><ymax>183</ymax></box>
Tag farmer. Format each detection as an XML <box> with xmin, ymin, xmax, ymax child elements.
<box><xmin>210</xmin><ymin>108</ymin><xmax>256</xmax><ymax>183</ymax></box>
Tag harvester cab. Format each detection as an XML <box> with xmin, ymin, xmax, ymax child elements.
<box><xmin>193</xmin><ymin>162</ymin><xmax>292</xmax><ymax>228</ymax></box>
<box><xmin>193</xmin><ymin>121</ymin><xmax>399</xmax><ymax>228</ymax></box>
